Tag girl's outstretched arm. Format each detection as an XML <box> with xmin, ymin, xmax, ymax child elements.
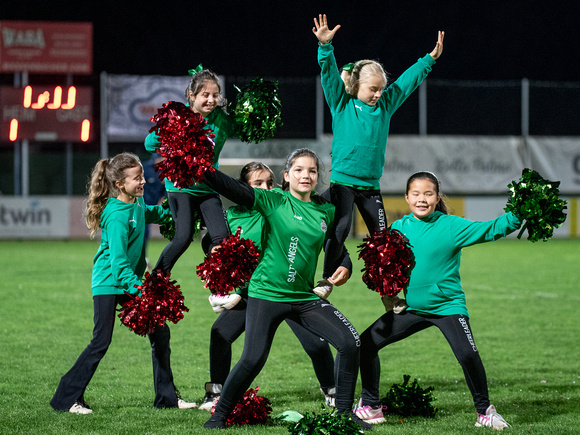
<box><xmin>203</xmin><ymin>170</ymin><xmax>255</xmax><ymax>209</ymax></box>
<box><xmin>312</xmin><ymin>14</ymin><xmax>341</xmax><ymax>45</ymax></box>
<box><xmin>429</xmin><ymin>31</ymin><xmax>445</xmax><ymax>60</ymax></box>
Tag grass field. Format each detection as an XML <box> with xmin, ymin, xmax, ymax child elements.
<box><xmin>0</xmin><ymin>237</ymin><xmax>578</xmax><ymax>434</ymax></box>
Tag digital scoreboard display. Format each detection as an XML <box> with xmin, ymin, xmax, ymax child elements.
<box><xmin>0</xmin><ymin>85</ymin><xmax>92</xmax><ymax>142</ymax></box>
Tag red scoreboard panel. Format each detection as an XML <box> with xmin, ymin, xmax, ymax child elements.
<box><xmin>0</xmin><ymin>85</ymin><xmax>92</xmax><ymax>142</ymax></box>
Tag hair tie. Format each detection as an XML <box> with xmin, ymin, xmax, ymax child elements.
<box><xmin>414</xmin><ymin>170</ymin><xmax>440</xmax><ymax>185</ymax></box>
<box><xmin>341</xmin><ymin>62</ymin><xmax>355</xmax><ymax>72</ymax></box>
<box><xmin>425</xmin><ymin>171</ymin><xmax>440</xmax><ymax>184</ymax></box>
<box><xmin>188</xmin><ymin>64</ymin><xmax>204</xmax><ymax>76</ymax></box>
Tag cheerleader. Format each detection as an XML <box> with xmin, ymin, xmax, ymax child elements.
<box><xmin>50</xmin><ymin>153</ymin><xmax>195</xmax><ymax>413</ymax></box>
<box><xmin>356</xmin><ymin>171</ymin><xmax>517</xmax><ymax>430</ymax></box>
<box><xmin>201</xmin><ymin>149</ymin><xmax>371</xmax><ymax>430</ymax></box>
<box><xmin>312</xmin><ymin>14</ymin><xmax>443</xmax><ymax>303</ymax></box>
<box><xmin>200</xmin><ymin>161</ymin><xmax>338</xmax><ymax>410</ymax></box>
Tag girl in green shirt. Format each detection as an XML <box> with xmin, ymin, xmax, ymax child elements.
<box><xmin>312</xmin><ymin>14</ymin><xmax>444</xmax><ymax>300</ymax></box>
<box><xmin>356</xmin><ymin>171</ymin><xmax>520</xmax><ymax>430</ymax></box>
<box><xmin>144</xmin><ymin>67</ymin><xmax>238</xmax><ymax>274</ymax></box>
<box><xmin>201</xmin><ymin>149</ymin><xmax>371</xmax><ymax>431</ymax></box>
<box><xmin>50</xmin><ymin>153</ymin><xmax>195</xmax><ymax>414</ymax></box>
<box><xmin>200</xmin><ymin>162</ymin><xmax>337</xmax><ymax>411</ymax></box>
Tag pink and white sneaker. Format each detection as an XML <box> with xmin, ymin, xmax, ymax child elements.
<box><xmin>353</xmin><ymin>398</ymin><xmax>386</xmax><ymax>424</ymax></box>
<box><xmin>475</xmin><ymin>405</ymin><xmax>510</xmax><ymax>430</ymax></box>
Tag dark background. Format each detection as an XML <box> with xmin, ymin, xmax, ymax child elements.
<box><xmin>2</xmin><ymin>0</ymin><xmax>578</xmax><ymax>81</ymax></box>
<box><xmin>2</xmin><ymin>1</ymin><xmax>579</xmax><ymax>195</ymax></box>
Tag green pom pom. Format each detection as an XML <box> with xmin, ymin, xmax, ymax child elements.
<box><xmin>288</xmin><ymin>409</ymin><xmax>364</xmax><ymax>434</ymax></box>
<box><xmin>504</xmin><ymin>168</ymin><xmax>567</xmax><ymax>242</ymax></box>
<box><xmin>159</xmin><ymin>197</ymin><xmax>201</xmax><ymax>241</ymax></box>
<box><xmin>380</xmin><ymin>374</ymin><xmax>437</xmax><ymax>418</ymax></box>
<box><xmin>230</xmin><ymin>78</ymin><xmax>283</xmax><ymax>144</ymax></box>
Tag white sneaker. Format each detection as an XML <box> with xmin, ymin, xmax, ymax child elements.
<box><xmin>381</xmin><ymin>294</ymin><xmax>408</xmax><ymax>314</ymax></box>
<box><xmin>313</xmin><ymin>279</ymin><xmax>333</xmax><ymax>300</ymax></box>
<box><xmin>475</xmin><ymin>405</ymin><xmax>510</xmax><ymax>430</ymax></box>
<box><xmin>177</xmin><ymin>398</ymin><xmax>197</xmax><ymax>409</ymax></box>
<box><xmin>69</xmin><ymin>401</ymin><xmax>92</xmax><ymax>414</ymax></box>
<box><xmin>199</xmin><ymin>382</ymin><xmax>222</xmax><ymax>411</ymax></box>
<box><xmin>320</xmin><ymin>387</ymin><xmax>335</xmax><ymax>407</ymax></box>
<box><xmin>208</xmin><ymin>293</ymin><xmax>242</xmax><ymax>313</ymax></box>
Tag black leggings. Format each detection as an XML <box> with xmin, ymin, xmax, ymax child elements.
<box><xmin>50</xmin><ymin>294</ymin><xmax>178</xmax><ymax>410</ymax></box>
<box><xmin>154</xmin><ymin>191</ymin><xmax>229</xmax><ymax>272</ymax></box>
<box><xmin>211</xmin><ymin>297</ymin><xmax>361</xmax><ymax>418</ymax></box>
<box><xmin>360</xmin><ymin>311</ymin><xmax>490</xmax><ymax>414</ymax></box>
<box><xmin>209</xmin><ymin>298</ymin><xmax>335</xmax><ymax>390</ymax></box>
<box><xmin>322</xmin><ymin>184</ymin><xmax>386</xmax><ymax>277</ymax></box>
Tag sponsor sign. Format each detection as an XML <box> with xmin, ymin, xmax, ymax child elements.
<box><xmin>0</xmin><ymin>21</ymin><xmax>92</xmax><ymax>74</ymax></box>
<box><xmin>0</xmin><ymin>197</ymin><xmax>69</xmax><ymax>238</ymax></box>
<box><xmin>104</xmin><ymin>74</ymin><xmax>224</xmax><ymax>142</ymax></box>
<box><xmin>527</xmin><ymin>137</ymin><xmax>580</xmax><ymax>195</ymax></box>
<box><xmin>381</xmin><ymin>136</ymin><xmax>525</xmax><ymax>194</ymax></box>
<box><xmin>105</xmin><ymin>74</ymin><xmax>187</xmax><ymax>142</ymax></box>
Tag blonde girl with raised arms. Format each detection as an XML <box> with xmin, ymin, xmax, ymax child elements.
<box><xmin>312</xmin><ymin>14</ymin><xmax>444</xmax><ymax>301</ymax></box>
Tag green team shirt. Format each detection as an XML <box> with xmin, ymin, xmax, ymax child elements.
<box><xmin>318</xmin><ymin>42</ymin><xmax>435</xmax><ymax>189</ymax></box>
<box><xmin>390</xmin><ymin>211</ymin><xmax>521</xmax><ymax>317</ymax></box>
<box><xmin>248</xmin><ymin>188</ymin><xmax>334</xmax><ymax>302</ymax></box>
<box><xmin>92</xmin><ymin>197</ymin><xmax>171</xmax><ymax>296</ymax></box>
<box><xmin>226</xmin><ymin>205</ymin><xmax>264</xmax><ymax>297</ymax></box>
<box><xmin>227</xmin><ymin>205</ymin><xmax>264</xmax><ymax>251</ymax></box>
<box><xmin>144</xmin><ymin>106</ymin><xmax>238</xmax><ymax>195</ymax></box>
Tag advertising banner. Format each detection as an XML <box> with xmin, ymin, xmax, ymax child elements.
<box><xmin>526</xmin><ymin>137</ymin><xmax>580</xmax><ymax>195</ymax></box>
<box><xmin>104</xmin><ymin>74</ymin><xmax>190</xmax><ymax>142</ymax></box>
<box><xmin>380</xmin><ymin>136</ymin><xmax>526</xmax><ymax>194</ymax></box>
<box><xmin>0</xmin><ymin>21</ymin><xmax>92</xmax><ymax>74</ymax></box>
<box><xmin>0</xmin><ymin>197</ymin><xmax>69</xmax><ymax>238</ymax></box>
<box><xmin>104</xmin><ymin>73</ymin><xmax>226</xmax><ymax>142</ymax></box>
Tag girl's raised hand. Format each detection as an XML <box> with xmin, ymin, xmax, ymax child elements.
<box><xmin>429</xmin><ymin>30</ymin><xmax>445</xmax><ymax>60</ymax></box>
<box><xmin>312</xmin><ymin>14</ymin><xmax>341</xmax><ymax>45</ymax></box>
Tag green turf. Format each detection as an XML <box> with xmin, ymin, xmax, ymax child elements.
<box><xmin>0</xmin><ymin>238</ymin><xmax>578</xmax><ymax>434</ymax></box>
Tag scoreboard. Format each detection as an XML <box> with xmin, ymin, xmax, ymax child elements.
<box><xmin>0</xmin><ymin>85</ymin><xmax>92</xmax><ymax>142</ymax></box>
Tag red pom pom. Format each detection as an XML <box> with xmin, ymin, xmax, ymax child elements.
<box><xmin>118</xmin><ymin>270</ymin><xmax>189</xmax><ymax>336</ymax></box>
<box><xmin>150</xmin><ymin>101</ymin><xmax>216</xmax><ymax>189</ymax></box>
<box><xmin>358</xmin><ymin>228</ymin><xmax>415</xmax><ymax>297</ymax></box>
<box><xmin>224</xmin><ymin>386</ymin><xmax>272</xmax><ymax>426</ymax></box>
<box><xmin>196</xmin><ymin>227</ymin><xmax>261</xmax><ymax>295</ymax></box>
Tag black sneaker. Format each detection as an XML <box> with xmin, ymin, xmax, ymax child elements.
<box><xmin>346</xmin><ymin>410</ymin><xmax>373</xmax><ymax>431</ymax></box>
<box><xmin>203</xmin><ymin>416</ymin><xmax>226</xmax><ymax>429</ymax></box>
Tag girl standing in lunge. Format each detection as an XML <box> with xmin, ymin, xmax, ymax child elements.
<box><xmin>201</xmin><ymin>149</ymin><xmax>370</xmax><ymax>431</ymax></box>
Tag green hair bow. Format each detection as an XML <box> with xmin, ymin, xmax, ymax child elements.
<box><xmin>342</xmin><ymin>62</ymin><xmax>356</xmax><ymax>72</ymax></box>
<box><xmin>188</xmin><ymin>64</ymin><xmax>203</xmax><ymax>76</ymax></box>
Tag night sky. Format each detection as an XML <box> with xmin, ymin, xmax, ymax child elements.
<box><xmin>3</xmin><ymin>0</ymin><xmax>579</xmax><ymax>81</ymax></box>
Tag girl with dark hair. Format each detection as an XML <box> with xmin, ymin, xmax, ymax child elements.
<box><xmin>355</xmin><ymin>171</ymin><xmax>519</xmax><ymax>430</ymax></box>
<box><xmin>200</xmin><ymin>161</ymin><xmax>336</xmax><ymax>411</ymax></box>
<box><xmin>200</xmin><ymin>149</ymin><xmax>371</xmax><ymax>430</ymax></box>
<box><xmin>144</xmin><ymin>66</ymin><xmax>238</xmax><ymax>274</ymax></box>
